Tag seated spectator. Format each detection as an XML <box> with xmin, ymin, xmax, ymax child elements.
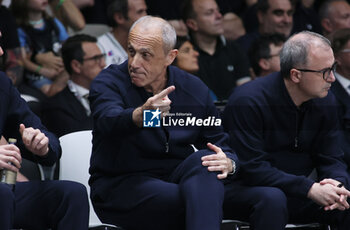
<box><xmin>224</xmin><ymin>31</ymin><xmax>350</xmax><ymax>229</ymax></box>
<box><xmin>48</xmin><ymin>0</ymin><xmax>86</xmax><ymax>31</ymax></box>
<box><xmin>172</xmin><ymin>36</ymin><xmax>199</xmax><ymax>74</ymax></box>
<box><xmin>98</xmin><ymin>0</ymin><xmax>147</xmax><ymax>67</ymax></box>
<box><xmin>319</xmin><ymin>0</ymin><xmax>350</xmax><ymax>37</ymax></box>
<box><xmin>89</xmin><ymin>16</ymin><xmax>238</xmax><ymax>230</ymax></box>
<box><xmin>0</xmin><ymin>38</ymin><xmax>89</xmax><ymax>229</ymax></box>
<box><xmin>182</xmin><ymin>0</ymin><xmax>251</xmax><ymax>101</ymax></box>
<box><xmin>330</xmin><ymin>28</ymin><xmax>350</xmax><ymax>166</ymax></box>
<box><xmin>42</xmin><ymin>34</ymin><xmax>105</xmax><ymax>137</ymax></box>
<box><xmin>248</xmin><ymin>33</ymin><xmax>285</xmax><ymax>78</ymax></box>
<box><xmin>11</xmin><ymin>0</ymin><xmax>69</xmax><ymax>97</ymax></box>
<box><xmin>237</xmin><ymin>0</ymin><xmax>294</xmax><ymax>54</ymax></box>
<box><xmin>172</xmin><ymin>36</ymin><xmax>219</xmax><ymax>101</ymax></box>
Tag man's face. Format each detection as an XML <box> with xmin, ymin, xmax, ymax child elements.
<box><xmin>125</xmin><ymin>0</ymin><xmax>147</xmax><ymax>28</ymax></box>
<box><xmin>80</xmin><ymin>42</ymin><xmax>106</xmax><ymax>82</ymax></box>
<box><xmin>298</xmin><ymin>45</ymin><xmax>336</xmax><ymax>100</ymax></box>
<box><xmin>327</xmin><ymin>1</ymin><xmax>350</xmax><ymax>33</ymax></box>
<box><xmin>127</xmin><ymin>25</ymin><xmax>172</xmax><ymax>92</ymax></box>
<box><xmin>190</xmin><ymin>0</ymin><xmax>224</xmax><ymax>36</ymax></box>
<box><xmin>258</xmin><ymin>0</ymin><xmax>293</xmax><ymax>37</ymax></box>
<box><xmin>335</xmin><ymin>40</ymin><xmax>350</xmax><ymax>79</ymax></box>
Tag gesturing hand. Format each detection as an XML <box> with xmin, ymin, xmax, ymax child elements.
<box><xmin>201</xmin><ymin>143</ymin><xmax>233</xmax><ymax>179</ymax></box>
<box><xmin>19</xmin><ymin>124</ymin><xmax>49</xmax><ymax>156</ymax></box>
<box><xmin>132</xmin><ymin>86</ymin><xmax>175</xmax><ymax>127</ymax></box>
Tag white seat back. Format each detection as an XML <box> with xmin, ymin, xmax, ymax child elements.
<box><xmin>59</xmin><ymin>130</ymin><xmax>103</xmax><ymax>227</ymax></box>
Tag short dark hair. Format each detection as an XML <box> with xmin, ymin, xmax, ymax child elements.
<box><xmin>172</xmin><ymin>36</ymin><xmax>190</xmax><ymax>66</ymax></box>
<box><xmin>331</xmin><ymin>28</ymin><xmax>350</xmax><ymax>55</ymax></box>
<box><xmin>249</xmin><ymin>33</ymin><xmax>286</xmax><ymax>76</ymax></box>
<box><xmin>107</xmin><ymin>0</ymin><xmax>129</xmax><ymax>27</ymax></box>
<box><xmin>257</xmin><ymin>0</ymin><xmax>270</xmax><ymax>13</ymax></box>
<box><xmin>61</xmin><ymin>34</ymin><xmax>97</xmax><ymax>75</ymax></box>
<box><xmin>257</xmin><ymin>0</ymin><xmax>295</xmax><ymax>14</ymax></box>
<box><xmin>181</xmin><ymin>0</ymin><xmax>197</xmax><ymax>22</ymax></box>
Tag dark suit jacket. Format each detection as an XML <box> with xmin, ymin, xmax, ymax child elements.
<box><xmin>0</xmin><ymin>72</ymin><xmax>60</xmax><ymax>165</ymax></box>
<box><xmin>331</xmin><ymin>80</ymin><xmax>350</xmax><ymax>166</ymax></box>
<box><xmin>42</xmin><ymin>86</ymin><xmax>93</xmax><ymax>137</ymax></box>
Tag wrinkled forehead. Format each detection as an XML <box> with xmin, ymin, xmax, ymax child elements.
<box><xmin>128</xmin><ymin>25</ymin><xmax>163</xmax><ymax>50</ymax></box>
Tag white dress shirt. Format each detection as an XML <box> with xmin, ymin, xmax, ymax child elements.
<box><xmin>335</xmin><ymin>71</ymin><xmax>350</xmax><ymax>96</ymax></box>
<box><xmin>67</xmin><ymin>80</ymin><xmax>91</xmax><ymax>116</ymax></box>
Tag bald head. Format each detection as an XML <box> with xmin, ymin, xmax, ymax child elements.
<box><xmin>280</xmin><ymin>31</ymin><xmax>332</xmax><ymax>78</ymax></box>
<box><xmin>129</xmin><ymin>16</ymin><xmax>177</xmax><ymax>54</ymax></box>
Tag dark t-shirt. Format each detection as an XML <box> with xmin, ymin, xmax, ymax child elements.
<box><xmin>192</xmin><ymin>36</ymin><xmax>250</xmax><ymax>101</ymax></box>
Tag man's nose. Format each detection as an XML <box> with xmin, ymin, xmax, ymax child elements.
<box><xmin>130</xmin><ymin>53</ymin><xmax>142</xmax><ymax>68</ymax></box>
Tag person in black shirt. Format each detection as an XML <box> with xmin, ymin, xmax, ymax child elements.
<box><xmin>182</xmin><ymin>0</ymin><xmax>251</xmax><ymax>101</ymax></box>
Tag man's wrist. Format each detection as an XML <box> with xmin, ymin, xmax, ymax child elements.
<box><xmin>132</xmin><ymin>106</ymin><xmax>143</xmax><ymax>127</ymax></box>
<box><xmin>228</xmin><ymin>159</ymin><xmax>236</xmax><ymax>175</ymax></box>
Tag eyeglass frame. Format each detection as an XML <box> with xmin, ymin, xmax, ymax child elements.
<box><xmin>294</xmin><ymin>62</ymin><xmax>337</xmax><ymax>81</ymax></box>
<box><xmin>340</xmin><ymin>49</ymin><xmax>350</xmax><ymax>53</ymax></box>
<box><xmin>82</xmin><ymin>53</ymin><xmax>106</xmax><ymax>64</ymax></box>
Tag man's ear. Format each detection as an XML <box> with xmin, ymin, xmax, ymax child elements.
<box><xmin>71</xmin><ymin>59</ymin><xmax>82</xmax><ymax>74</ymax></box>
<box><xmin>290</xmin><ymin>68</ymin><xmax>301</xmax><ymax>83</ymax></box>
<box><xmin>321</xmin><ymin>18</ymin><xmax>333</xmax><ymax>34</ymax></box>
<box><xmin>113</xmin><ymin>12</ymin><xmax>126</xmax><ymax>25</ymax></box>
<box><xmin>257</xmin><ymin>11</ymin><xmax>264</xmax><ymax>24</ymax></box>
<box><xmin>166</xmin><ymin>49</ymin><xmax>178</xmax><ymax>66</ymax></box>
<box><xmin>258</xmin><ymin>58</ymin><xmax>270</xmax><ymax>71</ymax></box>
<box><xmin>185</xmin><ymin>18</ymin><xmax>198</xmax><ymax>31</ymax></box>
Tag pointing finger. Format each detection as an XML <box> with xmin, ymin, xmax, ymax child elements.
<box><xmin>153</xmin><ymin>86</ymin><xmax>175</xmax><ymax>101</ymax></box>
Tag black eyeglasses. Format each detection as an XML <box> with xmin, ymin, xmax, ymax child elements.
<box><xmin>82</xmin><ymin>53</ymin><xmax>106</xmax><ymax>64</ymax></box>
<box><xmin>295</xmin><ymin>62</ymin><xmax>337</xmax><ymax>81</ymax></box>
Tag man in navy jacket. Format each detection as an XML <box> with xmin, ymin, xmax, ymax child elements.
<box><xmin>89</xmin><ymin>16</ymin><xmax>237</xmax><ymax>230</ymax></box>
<box><xmin>224</xmin><ymin>31</ymin><xmax>350</xmax><ymax>229</ymax></box>
<box><xmin>0</xmin><ymin>57</ymin><xmax>89</xmax><ymax>228</ymax></box>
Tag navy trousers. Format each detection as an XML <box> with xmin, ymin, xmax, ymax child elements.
<box><xmin>93</xmin><ymin>150</ymin><xmax>225</xmax><ymax>230</ymax></box>
<box><xmin>223</xmin><ymin>182</ymin><xmax>350</xmax><ymax>230</ymax></box>
<box><xmin>0</xmin><ymin>180</ymin><xmax>89</xmax><ymax>230</ymax></box>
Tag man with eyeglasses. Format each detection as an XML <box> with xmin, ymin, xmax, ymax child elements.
<box><xmin>42</xmin><ymin>34</ymin><xmax>106</xmax><ymax>137</ymax></box>
<box><xmin>330</xmin><ymin>28</ymin><xmax>350</xmax><ymax>169</ymax></box>
<box><xmin>223</xmin><ymin>31</ymin><xmax>350</xmax><ymax>229</ymax></box>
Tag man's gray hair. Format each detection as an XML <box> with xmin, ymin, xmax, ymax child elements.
<box><xmin>130</xmin><ymin>16</ymin><xmax>177</xmax><ymax>54</ymax></box>
<box><xmin>280</xmin><ymin>31</ymin><xmax>331</xmax><ymax>78</ymax></box>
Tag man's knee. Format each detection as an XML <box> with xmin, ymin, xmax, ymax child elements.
<box><xmin>255</xmin><ymin>187</ymin><xmax>287</xmax><ymax>212</ymax></box>
<box><xmin>53</xmin><ymin>181</ymin><xmax>89</xmax><ymax>207</ymax></box>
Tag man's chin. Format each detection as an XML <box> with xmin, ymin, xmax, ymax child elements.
<box><xmin>131</xmin><ymin>78</ymin><xmax>144</xmax><ymax>87</ymax></box>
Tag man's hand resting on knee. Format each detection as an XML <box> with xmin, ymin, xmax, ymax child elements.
<box><xmin>201</xmin><ymin>143</ymin><xmax>235</xmax><ymax>179</ymax></box>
